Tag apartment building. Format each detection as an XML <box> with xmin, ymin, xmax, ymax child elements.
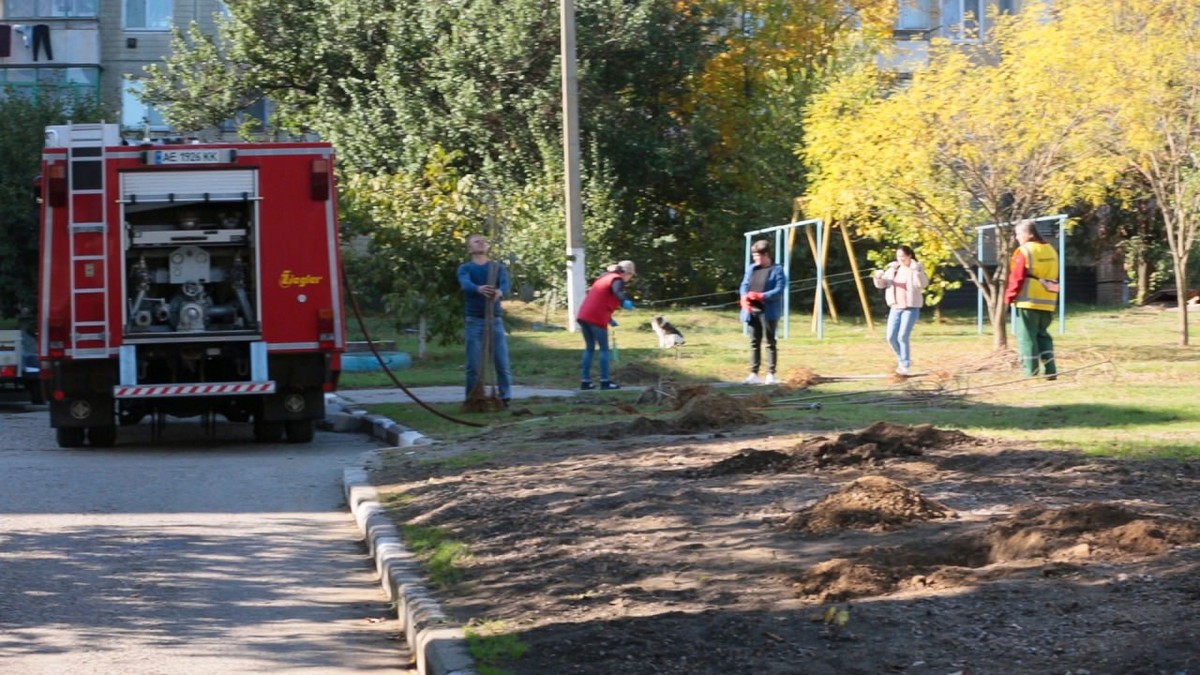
<box><xmin>0</xmin><ymin>0</ymin><xmax>228</xmax><ymax>132</ymax></box>
<box><xmin>884</xmin><ymin>1</ymin><xmax>1128</xmax><ymax>305</ymax></box>
<box><xmin>885</xmin><ymin>0</ymin><xmax>1027</xmax><ymax>72</ymax></box>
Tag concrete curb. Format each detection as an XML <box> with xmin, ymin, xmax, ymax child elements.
<box><xmin>331</xmin><ymin>393</ymin><xmax>473</xmax><ymax>674</ymax></box>
<box><xmin>344</xmin><ymin>467</ymin><xmax>478</xmax><ymax>675</ymax></box>
<box><xmin>323</xmin><ymin>393</ymin><xmax>434</xmax><ymax>448</ymax></box>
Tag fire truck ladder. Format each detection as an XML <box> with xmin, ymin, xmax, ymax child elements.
<box><xmin>65</xmin><ymin>124</ymin><xmax>112</xmax><ymax>359</ymax></box>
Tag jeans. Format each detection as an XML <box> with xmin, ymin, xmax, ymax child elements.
<box><xmin>465</xmin><ymin>316</ymin><xmax>512</xmax><ymax>400</ymax></box>
<box><xmin>747</xmin><ymin>314</ymin><xmax>778</xmax><ymax>374</ymax></box>
<box><xmin>885</xmin><ymin>307</ymin><xmax>920</xmax><ymax>369</ymax></box>
<box><xmin>1013</xmin><ymin>308</ymin><xmax>1056</xmax><ymax>376</ymax></box>
<box><xmin>32</xmin><ymin>24</ymin><xmax>52</xmax><ymax>62</ymax></box>
<box><xmin>578</xmin><ymin>320</ymin><xmax>611</xmax><ymax>383</ymax></box>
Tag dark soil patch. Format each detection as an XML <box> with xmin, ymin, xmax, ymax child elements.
<box><xmin>374</xmin><ymin>418</ymin><xmax>1200</xmax><ymax>675</ymax></box>
<box><xmin>684</xmin><ymin>448</ymin><xmax>797</xmax><ymax>478</ymax></box>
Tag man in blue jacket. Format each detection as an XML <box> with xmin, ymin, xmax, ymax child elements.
<box><xmin>457</xmin><ymin>234</ymin><xmax>513</xmax><ymax>405</ymax></box>
<box><xmin>739</xmin><ymin>239</ymin><xmax>788</xmax><ymax>384</ymax></box>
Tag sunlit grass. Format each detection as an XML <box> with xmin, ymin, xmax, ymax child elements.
<box><xmin>395</xmin><ymin>524</ymin><xmax>471</xmax><ymax>590</ymax></box>
<box><xmin>350</xmin><ymin>303</ymin><xmax>1200</xmax><ymax>459</ymax></box>
<box><xmin>465</xmin><ymin>620</ymin><xmax>529</xmax><ymax>675</ymax></box>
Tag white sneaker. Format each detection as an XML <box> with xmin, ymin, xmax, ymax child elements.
<box><xmin>764</xmin><ymin>373</ymin><xmax>779</xmax><ymax>385</ymax></box>
<box><xmin>895</xmin><ymin>365</ymin><xmax>910</xmax><ymax>376</ymax></box>
<box><xmin>743</xmin><ymin>373</ymin><xmax>761</xmax><ymax>385</ymax></box>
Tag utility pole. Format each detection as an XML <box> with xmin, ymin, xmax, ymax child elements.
<box><xmin>561</xmin><ymin>0</ymin><xmax>585</xmax><ymax>331</ymax></box>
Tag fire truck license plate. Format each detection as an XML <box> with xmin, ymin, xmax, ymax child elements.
<box><xmin>151</xmin><ymin>149</ymin><xmax>234</xmax><ymax>165</ymax></box>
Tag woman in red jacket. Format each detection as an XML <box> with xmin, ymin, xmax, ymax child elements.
<box><xmin>576</xmin><ymin>261</ymin><xmax>636</xmax><ymax>390</ymax></box>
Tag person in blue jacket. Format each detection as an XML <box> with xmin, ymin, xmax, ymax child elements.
<box><xmin>456</xmin><ymin>233</ymin><xmax>513</xmax><ymax>405</ymax></box>
<box><xmin>739</xmin><ymin>239</ymin><xmax>788</xmax><ymax>384</ymax></box>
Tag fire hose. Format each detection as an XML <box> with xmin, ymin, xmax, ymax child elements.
<box><xmin>340</xmin><ymin>263</ymin><xmax>485</xmax><ymax>428</ymax></box>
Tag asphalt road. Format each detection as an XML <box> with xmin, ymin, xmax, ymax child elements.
<box><xmin>0</xmin><ymin>402</ymin><xmax>413</xmax><ymax>674</ymax></box>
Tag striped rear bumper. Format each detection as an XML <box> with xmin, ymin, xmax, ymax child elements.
<box><xmin>113</xmin><ymin>382</ymin><xmax>276</xmax><ymax>398</ymax></box>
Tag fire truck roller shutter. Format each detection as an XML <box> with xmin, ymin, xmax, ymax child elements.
<box><xmin>121</xmin><ymin>170</ymin><xmax>258</xmax><ymax>202</ymax></box>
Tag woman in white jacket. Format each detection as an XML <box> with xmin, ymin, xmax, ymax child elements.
<box><xmin>873</xmin><ymin>245</ymin><xmax>929</xmax><ymax>375</ymax></box>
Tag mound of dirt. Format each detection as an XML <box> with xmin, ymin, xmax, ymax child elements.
<box><xmin>785</xmin><ymin>475</ymin><xmax>955</xmax><ymax>534</ymax></box>
<box><xmin>686</xmin><ymin>448</ymin><xmax>796</xmax><ymax>478</ymax></box>
<box><xmin>795</xmin><ymin>421</ymin><xmax>975</xmax><ymax>467</ymax></box>
<box><xmin>611</xmin><ymin>361</ymin><xmax>663</xmax><ymax>385</ymax></box>
<box><xmin>791</xmin><ymin>536</ymin><xmax>990</xmax><ymax>601</ymax></box>
<box><xmin>549</xmin><ymin>415</ymin><xmax>675</xmax><ymax>441</ymax></box>
<box><xmin>792</xmin><ymin>501</ymin><xmax>1200</xmax><ymax>603</ymax></box>
<box><xmin>378</xmin><ymin>409</ymin><xmax>1200</xmax><ymax>673</ymax></box>
<box><xmin>673</xmin><ymin>393</ymin><xmax>767</xmax><ymax>431</ymax></box>
<box><xmin>791</xmin><ymin>556</ymin><xmax>896</xmax><ymax>601</ymax></box>
<box><xmin>781</xmin><ymin>367</ymin><xmax>823</xmax><ymax>388</ymax></box>
<box><xmin>633</xmin><ymin>380</ymin><xmax>712</xmax><ymax>410</ymax></box>
<box><xmin>987</xmin><ymin>502</ymin><xmax>1200</xmax><ymax>562</ymax></box>
<box><xmin>673</xmin><ymin>384</ymin><xmax>713</xmax><ymax>410</ymax></box>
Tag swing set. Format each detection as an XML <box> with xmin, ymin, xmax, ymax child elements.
<box><xmin>746</xmin><ymin>201</ymin><xmax>1071</xmax><ymax>340</ymax></box>
<box><xmin>741</xmin><ymin>198</ymin><xmax>879</xmax><ymax>340</ymax></box>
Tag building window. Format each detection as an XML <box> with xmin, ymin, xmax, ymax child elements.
<box><xmin>0</xmin><ymin>66</ymin><xmax>99</xmax><ymax>100</ymax></box>
<box><xmin>2</xmin><ymin>0</ymin><xmax>98</xmax><ymax>18</ymax></box>
<box><xmin>896</xmin><ymin>0</ymin><xmax>934</xmax><ymax>31</ymax></box>
<box><xmin>942</xmin><ymin>0</ymin><xmax>983</xmax><ymax>41</ymax></box>
<box><xmin>121</xmin><ymin>79</ymin><xmax>168</xmax><ymax>131</ymax></box>
<box><xmin>124</xmin><ymin>0</ymin><xmax>172</xmax><ymax>30</ymax></box>
<box><xmin>219</xmin><ymin>98</ymin><xmax>270</xmax><ymax>133</ymax></box>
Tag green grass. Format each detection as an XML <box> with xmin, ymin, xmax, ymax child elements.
<box><xmin>349</xmin><ymin>302</ymin><xmax>1200</xmax><ymax>460</ymax></box>
<box><xmin>394</xmin><ymin>523</ymin><xmax>470</xmax><ymax>590</ymax></box>
<box><xmin>465</xmin><ymin>621</ymin><xmax>530</xmax><ymax>675</ymax></box>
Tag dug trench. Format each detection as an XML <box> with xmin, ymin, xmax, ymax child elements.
<box><xmin>372</xmin><ymin>388</ymin><xmax>1200</xmax><ymax>675</ymax></box>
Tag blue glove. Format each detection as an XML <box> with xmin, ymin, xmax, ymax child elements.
<box><xmin>621</xmin><ymin>299</ymin><xmax>634</xmax><ymax>310</ymax></box>
<box><xmin>609</xmin><ymin>319</ymin><xmax>619</xmax><ymax>327</ymax></box>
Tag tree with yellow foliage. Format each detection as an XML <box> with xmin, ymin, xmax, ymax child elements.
<box><xmin>803</xmin><ymin>6</ymin><xmax>1119</xmax><ymax>348</ymax></box>
<box><xmin>1060</xmin><ymin>0</ymin><xmax>1200</xmax><ymax>345</ymax></box>
<box><xmin>686</xmin><ymin>0</ymin><xmax>898</xmax><ymax>242</ymax></box>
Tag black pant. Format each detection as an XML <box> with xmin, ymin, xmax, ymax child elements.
<box><xmin>33</xmin><ymin>24</ymin><xmax>52</xmax><ymax>62</ymax></box>
<box><xmin>747</xmin><ymin>314</ymin><xmax>778</xmax><ymax>374</ymax></box>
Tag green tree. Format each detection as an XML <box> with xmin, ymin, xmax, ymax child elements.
<box><xmin>141</xmin><ymin>0</ymin><xmax>907</xmax><ymax>311</ymax></box>
<box><xmin>1064</xmin><ymin>0</ymin><xmax>1200</xmax><ymax>345</ymax></box>
<box><xmin>803</xmin><ymin>7</ymin><xmax>1119</xmax><ymax>348</ymax></box>
<box><xmin>0</xmin><ymin>91</ymin><xmax>107</xmax><ymax>318</ymax></box>
<box><xmin>339</xmin><ymin>148</ymin><xmax>483</xmax><ymax>351</ymax></box>
<box><xmin>143</xmin><ymin>0</ymin><xmax>717</xmax><ymax>307</ymax></box>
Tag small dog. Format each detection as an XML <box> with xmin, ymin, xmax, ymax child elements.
<box><xmin>650</xmin><ymin>316</ymin><xmax>686</xmax><ymax>349</ymax></box>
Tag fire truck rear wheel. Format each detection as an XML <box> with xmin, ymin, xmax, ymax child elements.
<box><xmin>88</xmin><ymin>426</ymin><xmax>117</xmax><ymax>448</ymax></box>
<box><xmin>56</xmin><ymin>427</ymin><xmax>86</xmax><ymax>448</ymax></box>
<box><xmin>284</xmin><ymin>420</ymin><xmax>315</xmax><ymax>444</ymax></box>
<box><xmin>253</xmin><ymin>419</ymin><xmax>285</xmax><ymax>443</ymax></box>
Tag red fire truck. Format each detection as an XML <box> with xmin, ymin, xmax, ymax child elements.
<box><xmin>38</xmin><ymin>123</ymin><xmax>345</xmax><ymax>448</ymax></box>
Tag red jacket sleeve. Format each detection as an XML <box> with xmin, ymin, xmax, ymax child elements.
<box><xmin>1004</xmin><ymin>249</ymin><xmax>1028</xmax><ymax>305</ymax></box>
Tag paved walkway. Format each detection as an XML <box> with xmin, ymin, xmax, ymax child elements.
<box><xmin>334</xmin><ymin>385</ymin><xmax>578</xmax><ymax>406</ymax></box>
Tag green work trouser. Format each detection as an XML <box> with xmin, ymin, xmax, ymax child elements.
<box><xmin>1014</xmin><ymin>307</ymin><xmax>1056</xmax><ymax>377</ymax></box>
